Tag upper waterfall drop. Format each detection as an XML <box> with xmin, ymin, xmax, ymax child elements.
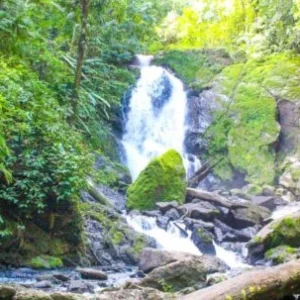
<box><xmin>122</xmin><ymin>55</ymin><xmax>200</xmax><ymax>181</ymax></box>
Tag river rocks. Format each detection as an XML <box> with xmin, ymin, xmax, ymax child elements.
<box><xmin>76</xmin><ymin>268</ymin><xmax>107</xmax><ymax>280</ymax></box>
<box><xmin>191</xmin><ymin>227</ymin><xmax>215</xmax><ymax>255</ymax></box>
<box><xmin>68</xmin><ymin>280</ymin><xmax>94</xmax><ymax>294</ymax></box>
<box><xmin>126</xmin><ymin>149</ymin><xmax>186</xmax><ymax>210</ymax></box>
<box><xmin>178</xmin><ymin>202</ymin><xmax>220</xmax><ymax>222</ymax></box>
<box><xmin>139</xmin><ymin>248</ymin><xmax>185</xmax><ymax>273</ymax></box>
<box><xmin>250</xmin><ymin>196</ymin><xmax>286</xmax><ymax>211</ymax></box>
<box><xmin>33</xmin><ymin>281</ymin><xmax>53</xmax><ymax>289</ymax></box>
<box><xmin>83</xmin><ymin>199</ymin><xmax>156</xmax><ymax>267</ymax></box>
<box><xmin>156</xmin><ymin>216</ymin><xmax>169</xmax><ymax>230</ymax></box>
<box><xmin>139</xmin><ymin>249</ymin><xmax>227</xmax><ymax>291</ymax></box>
<box><xmin>247</xmin><ymin>211</ymin><xmax>300</xmax><ymax>264</ymax></box>
<box><xmin>224</xmin><ymin>203</ymin><xmax>271</xmax><ymax>229</ymax></box>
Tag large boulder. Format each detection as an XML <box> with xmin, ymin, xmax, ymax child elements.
<box><xmin>223</xmin><ymin>202</ymin><xmax>271</xmax><ymax>229</ymax></box>
<box><xmin>247</xmin><ymin>211</ymin><xmax>300</xmax><ymax>263</ymax></box>
<box><xmin>139</xmin><ymin>249</ymin><xmax>227</xmax><ymax>291</ymax></box>
<box><xmin>127</xmin><ymin>150</ymin><xmax>186</xmax><ymax>210</ymax></box>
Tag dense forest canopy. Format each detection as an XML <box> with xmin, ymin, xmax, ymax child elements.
<box><xmin>1</xmin><ymin>0</ymin><xmax>300</xmax><ymax>266</ymax></box>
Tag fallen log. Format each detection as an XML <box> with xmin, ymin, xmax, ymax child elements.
<box><xmin>181</xmin><ymin>259</ymin><xmax>300</xmax><ymax>300</ymax></box>
<box><xmin>188</xmin><ymin>158</ymin><xmax>223</xmax><ymax>187</ymax></box>
<box><xmin>186</xmin><ymin>188</ymin><xmax>233</xmax><ymax>208</ymax></box>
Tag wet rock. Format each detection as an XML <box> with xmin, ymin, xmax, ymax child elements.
<box><xmin>250</xmin><ymin>196</ymin><xmax>286</xmax><ymax>211</ymax></box>
<box><xmin>156</xmin><ymin>201</ymin><xmax>179</xmax><ymax>214</ymax></box>
<box><xmin>191</xmin><ymin>227</ymin><xmax>215</xmax><ymax>255</ymax></box>
<box><xmin>225</xmin><ymin>203</ymin><xmax>271</xmax><ymax>229</ymax></box>
<box><xmin>76</xmin><ymin>268</ymin><xmax>107</xmax><ymax>280</ymax></box>
<box><xmin>33</xmin><ymin>280</ymin><xmax>53</xmax><ymax>289</ymax></box>
<box><xmin>53</xmin><ymin>273</ymin><xmax>70</xmax><ymax>282</ymax></box>
<box><xmin>68</xmin><ymin>280</ymin><xmax>94</xmax><ymax>294</ymax></box>
<box><xmin>178</xmin><ymin>203</ymin><xmax>220</xmax><ymax>222</ymax></box>
<box><xmin>247</xmin><ymin>211</ymin><xmax>300</xmax><ymax>264</ymax></box>
<box><xmin>214</xmin><ymin>219</ymin><xmax>257</xmax><ymax>243</ymax></box>
<box><xmin>184</xmin><ymin>218</ymin><xmax>214</xmax><ymax>233</ymax></box>
<box><xmin>139</xmin><ymin>249</ymin><xmax>227</xmax><ymax>291</ymax></box>
<box><xmin>156</xmin><ymin>216</ymin><xmax>169</xmax><ymax>230</ymax></box>
<box><xmin>139</xmin><ymin>248</ymin><xmax>180</xmax><ymax>273</ymax></box>
<box><xmin>165</xmin><ymin>208</ymin><xmax>180</xmax><ymax>220</ymax></box>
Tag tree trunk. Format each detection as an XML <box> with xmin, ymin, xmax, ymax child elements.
<box><xmin>181</xmin><ymin>259</ymin><xmax>300</xmax><ymax>300</ymax></box>
<box><xmin>71</xmin><ymin>0</ymin><xmax>89</xmax><ymax>120</ymax></box>
<box><xmin>187</xmin><ymin>158</ymin><xmax>222</xmax><ymax>187</ymax></box>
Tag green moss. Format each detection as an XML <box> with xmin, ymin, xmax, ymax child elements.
<box><xmin>266</xmin><ymin>217</ymin><xmax>300</xmax><ymax>249</ymax></box>
<box><xmin>28</xmin><ymin>255</ymin><xmax>63</xmax><ymax>269</ymax></box>
<box><xmin>265</xmin><ymin>245</ymin><xmax>297</xmax><ymax>265</ymax></box>
<box><xmin>154</xmin><ymin>49</ymin><xmax>231</xmax><ymax>90</ymax></box>
<box><xmin>126</xmin><ymin>149</ymin><xmax>186</xmax><ymax>210</ymax></box>
<box><xmin>197</xmin><ymin>228</ymin><xmax>212</xmax><ymax>243</ymax></box>
<box><xmin>133</xmin><ymin>236</ymin><xmax>147</xmax><ymax>256</ymax></box>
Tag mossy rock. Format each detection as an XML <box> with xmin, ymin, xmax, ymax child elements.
<box><xmin>126</xmin><ymin>149</ymin><xmax>186</xmax><ymax>210</ymax></box>
<box><xmin>206</xmin><ymin>54</ymin><xmax>299</xmax><ymax>185</ymax></box>
<box><xmin>28</xmin><ymin>255</ymin><xmax>63</xmax><ymax>269</ymax></box>
<box><xmin>265</xmin><ymin>245</ymin><xmax>298</xmax><ymax>265</ymax></box>
<box><xmin>248</xmin><ymin>211</ymin><xmax>300</xmax><ymax>262</ymax></box>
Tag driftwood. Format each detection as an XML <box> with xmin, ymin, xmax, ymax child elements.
<box><xmin>186</xmin><ymin>188</ymin><xmax>233</xmax><ymax>208</ymax></box>
<box><xmin>188</xmin><ymin>158</ymin><xmax>223</xmax><ymax>187</ymax></box>
<box><xmin>181</xmin><ymin>259</ymin><xmax>300</xmax><ymax>300</ymax></box>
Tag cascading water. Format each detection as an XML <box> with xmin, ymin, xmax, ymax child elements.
<box><xmin>122</xmin><ymin>55</ymin><xmax>251</xmax><ymax>270</ymax></box>
<box><xmin>126</xmin><ymin>214</ymin><xmax>200</xmax><ymax>255</ymax></box>
<box><xmin>122</xmin><ymin>55</ymin><xmax>200</xmax><ymax>181</ymax></box>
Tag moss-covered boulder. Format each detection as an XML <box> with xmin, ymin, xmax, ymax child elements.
<box><xmin>126</xmin><ymin>149</ymin><xmax>186</xmax><ymax>210</ymax></box>
<box><xmin>247</xmin><ymin>211</ymin><xmax>300</xmax><ymax>263</ymax></box>
<box><xmin>27</xmin><ymin>255</ymin><xmax>63</xmax><ymax>269</ymax></box>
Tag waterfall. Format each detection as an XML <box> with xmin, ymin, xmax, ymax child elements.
<box><xmin>122</xmin><ymin>55</ymin><xmax>200</xmax><ymax>181</ymax></box>
<box><xmin>122</xmin><ymin>55</ymin><xmax>250</xmax><ymax>270</ymax></box>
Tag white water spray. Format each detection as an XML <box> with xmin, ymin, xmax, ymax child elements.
<box><xmin>122</xmin><ymin>55</ymin><xmax>200</xmax><ymax>181</ymax></box>
<box><xmin>126</xmin><ymin>214</ymin><xmax>201</xmax><ymax>255</ymax></box>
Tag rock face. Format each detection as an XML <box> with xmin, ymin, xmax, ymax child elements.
<box><xmin>82</xmin><ymin>188</ymin><xmax>156</xmax><ymax>267</ymax></box>
<box><xmin>139</xmin><ymin>249</ymin><xmax>227</xmax><ymax>292</ymax></box>
<box><xmin>247</xmin><ymin>211</ymin><xmax>300</xmax><ymax>264</ymax></box>
<box><xmin>127</xmin><ymin>149</ymin><xmax>186</xmax><ymax>210</ymax></box>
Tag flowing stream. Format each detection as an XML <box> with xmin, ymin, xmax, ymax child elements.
<box><xmin>122</xmin><ymin>55</ymin><xmax>250</xmax><ymax>269</ymax></box>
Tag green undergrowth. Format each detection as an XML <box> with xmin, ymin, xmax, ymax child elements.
<box><xmin>205</xmin><ymin>53</ymin><xmax>300</xmax><ymax>185</ymax></box>
<box><xmin>28</xmin><ymin>256</ymin><xmax>63</xmax><ymax>269</ymax></box>
<box><xmin>126</xmin><ymin>149</ymin><xmax>186</xmax><ymax>210</ymax></box>
<box><xmin>154</xmin><ymin>49</ymin><xmax>231</xmax><ymax>90</ymax></box>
